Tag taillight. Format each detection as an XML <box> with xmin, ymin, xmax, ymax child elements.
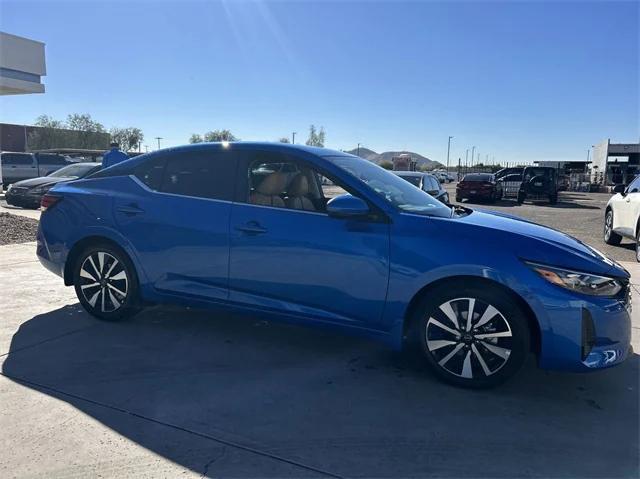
<box><xmin>41</xmin><ymin>194</ymin><xmax>62</xmax><ymax>211</ymax></box>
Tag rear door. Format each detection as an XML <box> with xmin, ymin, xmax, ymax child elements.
<box><xmin>114</xmin><ymin>147</ymin><xmax>237</xmax><ymax>301</ymax></box>
<box><xmin>36</xmin><ymin>153</ymin><xmax>71</xmax><ymax>176</ymax></box>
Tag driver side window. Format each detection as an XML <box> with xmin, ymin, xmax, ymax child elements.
<box><xmin>245</xmin><ymin>153</ymin><xmax>352</xmax><ymax>213</ymax></box>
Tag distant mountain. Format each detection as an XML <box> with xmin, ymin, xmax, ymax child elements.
<box><xmin>345</xmin><ymin>147</ymin><xmax>443</xmax><ymax>169</ymax></box>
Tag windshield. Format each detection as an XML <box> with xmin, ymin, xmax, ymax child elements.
<box><xmin>463</xmin><ymin>174</ymin><xmax>493</xmax><ymax>182</ymax></box>
<box><xmin>48</xmin><ymin>163</ymin><xmax>99</xmax><ymax>178</ymax></box>
<box><xmin>327</xmin><ymin>156</ymin><xmax>451</xmax><ymax>217</ymax></box>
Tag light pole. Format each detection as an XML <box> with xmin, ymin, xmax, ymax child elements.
<box><xmin>446</xmin><ymin>136</ymin><xmax>453</xmax><ymax>172</ymax></box>
<box><xmin>292</xmin><ymin>132</ymin><xmax>296</xmax><ymax>144</ymax></box>
<box><xmin>470</xmin><ymin>146</ymin><xmax>476</xmax><ymax>170</ymax></box>
<box><xmin>155</xmin><ymin>137</ymin><xmax>162</xmax><ymax>150</ymax></box>
<box><xmin>465</xmin><ymin>149</ymin><xmax>469</xmax><ymax>173</ymax></box>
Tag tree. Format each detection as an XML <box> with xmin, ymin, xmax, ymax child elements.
<box><xmin>379</xmin><ymin>161</ymin><xmax>393</xmax><ymax>170</ymax></box>
<box><xmin>203</xmin><ymin>129</ymin><xmax>238</xmax><ymax>142</ymax></box>
<box><xmin>305</xmin><ymin>124</ymin><xmax>326</xmax><ymax>147</ymax></box>
<box><xmin>26</xmin><ymin>114</ymin><xmax>134</xmax><ymax>151</ymax></box>
<box><xmin>110</xmin><ymin>127</ymin><xmax>144</xmax><ymax>152</ymax></box>
<box><xmin>278</xmin><ymin>137</ymin><xmax>290</xmax><ymax>143</ymax></box>
<box><xmin>189</xmin><ymin>133</ymin><xmax>203</xmax><ymax>144</ymax></box>
<box><xmin>66</xmin><ymin>113</ymin><xmax>105</xmax><ymax>133</ymax></box>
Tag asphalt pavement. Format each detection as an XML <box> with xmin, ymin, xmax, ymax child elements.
<box><xmin>1</xmin><ymin>239</ymin><xmax>638</xmax><ymax>478</ymax></box>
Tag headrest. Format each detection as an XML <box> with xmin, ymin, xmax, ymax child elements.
<box><xmin>257</xmin><ymin>172</ymin><xmax>287</xmax><ymax>195</ymax></box>
<box><xmin>288</xmin><ymin>174</ymin><xmax>309</xmax><ymax>196</ymax></box>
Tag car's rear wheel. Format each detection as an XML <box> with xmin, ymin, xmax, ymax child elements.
<box><xmin>413</xmin><ymin>284</ymin><xmax>530</xmax><ymax>388</ymax></box>
<box><xmin>604</xmin><ymin>209</ymin><xmax>622</xmax><ymax>245</ymax></box>
<box><xmin>516</xmin><ymin>192</ymin><xmax>525</xmax><ymax>204</ymax></box>
<box><xmin>549</xmin><ymin>193</ymin><xmax>558</xmax><ymax>205</ymax></box>
<box><xmin>73</xmin><ymin>243</ymin><xmax>140</xmax><ymax>321</ymax></box>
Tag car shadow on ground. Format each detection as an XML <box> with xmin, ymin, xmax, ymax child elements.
<box><xmin>2</xmin><ymin>304</ymin><xmax>639</xmax><ymax>477</ymax></box>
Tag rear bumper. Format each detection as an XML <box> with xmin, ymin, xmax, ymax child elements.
<box><xmin>36</xmin><ymin>224</ymin><xmax>65</xmax><ymax>279</ymax></box>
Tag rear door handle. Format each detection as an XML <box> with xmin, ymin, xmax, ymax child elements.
<box><xmin>116</xmin><ymin>204</ymin><xmax>145</xmax><ymax>216</ymax></box>
<box><xmin>235</xmin><ymin>221</ymin><xmax>267</xmax><ymax>235</ymax></box>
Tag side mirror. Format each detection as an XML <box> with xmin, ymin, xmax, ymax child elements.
<box><xmin>613</xmin><ymin>184</ymin><xmax>626</xmax><ymax>194</ymax></box>
<box><xmin>326</xmin><ymin>194</ymin><xmax>370</xmax><ymax>218</ymax></box>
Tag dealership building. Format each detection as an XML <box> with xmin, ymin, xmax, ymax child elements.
<box><xmin>591</xmin><ymin>139</ymin><xmax>640</xmax><ymax>186</ymax></box>
<box><xmin>0</xmin><ymin>32</ymin><xmax>46</xmax><ymax>95</ymax></box>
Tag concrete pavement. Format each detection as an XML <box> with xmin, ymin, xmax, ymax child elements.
<box><xmin>1</xmin><ymin>242</ymin><xmax>638</xmax><ymax>477</ymax></box>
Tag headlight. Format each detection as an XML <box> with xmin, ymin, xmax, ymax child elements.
<box><xmin>526</xmin><ymin>261</ymin><xmax>623</xmax><ymax>297</ymax></box>
<box><xmin>31</xmin><ymin>186</ymin><xmax>52</xmax><ymax>194</ymax></box>
<box><xmin>6</xmin><ymin>184</ymin><xmax>12</xmax><ymax>192</ymax></box>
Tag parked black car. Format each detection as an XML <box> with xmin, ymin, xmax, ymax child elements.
<box><xmin>0</xmin><ymin>151</ymin><xmax>77</xmax><ymax>186</ymax></box>
<box><xmin>517</xmin><ymin>166</ymin><xmax>558</xmax><ymax>204</ymax></box>
<box><xmin>393</xmin><ymin>171</ymin><xmax>449</xmax><ymax>203</ymax></box>
<box><xmin>5</xmin><ymin>162</ymin><xmax>101</xmax><ymax>209</ymax></box>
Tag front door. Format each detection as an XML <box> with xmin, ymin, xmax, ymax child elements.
<box><xmin>618</xmin><ymin>176</ymin><xmax>640</xmax><ymax>236</ymax></box>
<box><xmin>229</xmin><ymin>152</ymin><xmax>390</xmax><ymax>328</ymax></box>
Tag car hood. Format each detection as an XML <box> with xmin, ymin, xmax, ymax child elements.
<box><xmin>456</xmin><ymin>209</ymin><xmax>628</xmax><ymax>278</ymax></box>
<box><xmin>11</xmin><ymin>177</ymin><xmax>73</xmax><ymax>189</ymax></box>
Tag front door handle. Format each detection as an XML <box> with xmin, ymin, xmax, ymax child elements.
<box><xmin>235</xmin><ymin>221</ymin><xmax>267</xmax><ymax>235</ymax></box>
<box><xmin>117</xmin><ymin>204</ymin><xmax>145</xmax><ymax>216</ymax></box>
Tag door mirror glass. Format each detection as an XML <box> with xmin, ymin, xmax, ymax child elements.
<box><xmin>613</xmin><ymin>184</ymin><xmax>626</xmax><ymax>194</ymax></box>
<box><xmin>326</xmin><ymin>194</ymin><xmax>370</xmax><ymax>218</ymax></box>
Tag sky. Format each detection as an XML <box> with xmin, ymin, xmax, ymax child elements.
<box><xmin>0</xmin><ymin>0</ymin><xmax>638</xmax><ymax>165</ymax></box>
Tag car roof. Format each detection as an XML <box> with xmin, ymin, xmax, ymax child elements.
<box><xmin>139</xmin><ymin>142</ymin><xmax>349</xmax><ymax>158</ymax></box>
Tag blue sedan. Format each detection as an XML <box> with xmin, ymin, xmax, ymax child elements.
<box><xmin>36</xmin><ymin>142</ymin><xmax>632</xmax><ymax>387</ymax></box>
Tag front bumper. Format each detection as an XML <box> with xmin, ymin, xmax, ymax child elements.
<box><xmin>5</xmin><ymin>189</ymin><xmax>42</xmax><ymax>208</ymax></box>
<box><xmin>534</xmin><ymin>279</ymin><xmax>632</xmax><ymax>372</ymax></box>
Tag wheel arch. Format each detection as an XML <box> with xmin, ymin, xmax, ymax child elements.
<box><xmin>64</xmin><ymin>235</ymin><xmax>135</xmax><ymax>286</ymax></box>
<box><xmin>402</xmin><ymin>275</ymin><xmax>541</xmax><ymax>354</ymax></box>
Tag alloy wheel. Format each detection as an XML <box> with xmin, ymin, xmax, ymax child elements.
<box><xmin>78</xmin><ymin>251</ymin><xmax>128</xmax><ymax>313</ymax></box>
<box><xmin>425</xmin><ymin>297</ymin><xmax>512</xmax><ymax>379</ymax></box>
<box><xmin>604</xmin><ymin>212</ymin><xmax>613</xmax><ymax>241</ymax></box>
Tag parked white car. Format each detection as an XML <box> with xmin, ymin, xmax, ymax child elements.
<box><xmin>604</xmin><ymin>175</ymin><xmax>640</xmax><ymax>262</ymax></box>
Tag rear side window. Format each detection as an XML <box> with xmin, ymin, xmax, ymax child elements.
<box><xmin>426</xmin><ymin>176</ymin><xmax>439</xmax><ymax>190</ymax></box>
<box><xmin>160</xmin><ymin>151</ymin><xmax>235</xmax><ymax>201</ymax></box>
<box><xmin>134</xmin><ymin>157</ymin><xmax>166</xmax><ymax>190</ymax></box>
<box><xmin>37</xmin><ymin>154</ymin><xmax>70</xmax><ymax>165</ymax></box>
<box><xmin>1</xmin><ymin>153</ymin><xmax>33</xmax><ymax>165</ymax></box>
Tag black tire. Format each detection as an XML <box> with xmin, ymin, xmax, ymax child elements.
<box><xmin>549</xmin><ymin>194</ymin><xmax>558</xmax><ymax>205</ymax></box>
<box><xmin>489</xmin><ymin>192</ymin><xmax>496</xmax><ymax>203</ymax></box>
<box><xmin>411</xmin><ymin>283</ymin><xmax>530</xmax><ymax>388</ymax></box>
<box><xmin>604</xmin><ymin>209</ymin><xmax>622</xmax><ymax>246</ymax></box>
<box><xmin>73</xmin><ymin>242</ymin><xmax>140</xmax><ymax>321</ymax></box>
<box><xmin>516</xmin><ymin>193</ymin><xmax>525</xmax><ymax>205</ymax></box>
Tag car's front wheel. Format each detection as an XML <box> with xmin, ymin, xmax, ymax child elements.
<box><xmin>413</xmin><ymin>284</ymin><xmax>530</xmax><ymax>388</ymax></box>
<box><xmin>604</xmin><ymin>209</ymin><xmax>622</xmax><ymax>245</ymax></box>
<box><xmin>73</xmin><ymin>243</ymin><xmax>140</xmax><ymax>321</ymax></box>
